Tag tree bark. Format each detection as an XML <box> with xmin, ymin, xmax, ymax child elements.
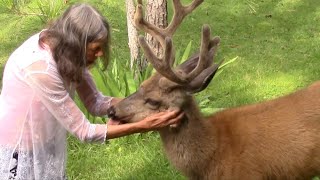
<box><xmin>126</xmin><ymin>0</ymin><xmax>141</xmax><ymax>69</ymax></box>
<box><xmin>126</xmin><ymin>0</ymin><xmax>168</xmax><ymax>75</ymax></box>
<box><xmin>146</xmin><ymin>0</ymin><xmax>168</xmax><ymax>58</ymax></box>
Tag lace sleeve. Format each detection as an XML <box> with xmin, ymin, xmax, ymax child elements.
<box><xmin>76</xmin><ymin>69</ymin><xmax>113</xmax><ymax>116</ymax></box>
<box><xmin>23</xmin><ymin>61</ymin><xmax>107</xmax><ymax>143</ymax></box>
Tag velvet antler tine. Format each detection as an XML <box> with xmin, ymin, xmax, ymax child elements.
<box><xmin>187</xmin><ymin>25</ymin><xmax>211</xmax><ymax>80</ymax></box>
<box><xmin>134</xmin><ymin>4</ymin><xmax>166</xmax><ymax>47</ymax></box>
<box><xmin>139</xmin><ymin>36</ymin><xmax>187</xmax><ymax>84</ymax></box>
<box><xmin>133</xmin><ymin>0</ymin><xmax>209</xmax><ymax>85</ymax></box>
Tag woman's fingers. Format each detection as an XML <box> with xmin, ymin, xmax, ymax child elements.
<box><xmin>140</xmin><ymin>109</ymin><xmax>184</xmax><ymax>130</ymax></box>
<box><xmin>166</xmin><ymin>111</ymin><xmax>185</xmax><ymax>128</ymax></box>
<box><xmin>162</xmin><ymin>109</ymin><xmax>182</xmax><ymax>119</ymax></box>
<box><xmin>156</xmin><ymin>110</ymin><xmax>184</xmax><ymax>128</ymax></box>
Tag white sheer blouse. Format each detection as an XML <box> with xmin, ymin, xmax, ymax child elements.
<box><xmin>0</xmin><ymin>32</ymin><xmax>112</xmax><ymax>179</ymax></box>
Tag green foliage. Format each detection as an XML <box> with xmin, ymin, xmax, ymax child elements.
<box><xmin>67</xmin><ymin>134</ymin><xmax>185</xmax><ymax>180</ymax></box>
<box><xmin>131</xmin><ymin>59</ymin><xmax>154</xmax><ymax>87</ymax></box>
<box><xmin>197</xmin><ymin>56</ymin><xmax>239</xmax><ymax>114</ymax></box>
<box><xmin>91</xmin><ymin>59</ymin><xmax>137</xmax><ymax>98</ymax></box>
<box><xmin>0</xmin><ymin>0</ymin><xmax>30</xmax><ymax>13</ymax></box>
<box><xmin>174</xmin><ymin>40</ymin><xmax>193</xmax><ymax>67</ymax></box>
<box><xmin>0</xmin><ymin>0</ymin><xmax>15</xmax><ymax>12</ymax></box>
<box><xmin>34</xmin><ymin>0</ymin><xmax>65</xmax><ymax>23</ymax></box>
<box><xmin>313</xmin><ymin>176</ymin><xmax>320</xmax><ymax>180</ymax></box>
<box><xmin>214</xmin><ymin>56</ymin><xmax>239</xmax><ymax>78</ymax></box>
<box><xmin>0</xmin><ymin>0</ymin><xmax>66</xmax><ymax>24</ymax></box>
<box><xmin>75</xmin><ymin>59</ymin><xmax>137</xmax><ymax>123</ymax></box>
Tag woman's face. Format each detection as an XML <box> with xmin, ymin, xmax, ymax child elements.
<box><xmin>86</xmin><ymin>40</ymin><xmax>105</xmax><ymax>66</ymax></box>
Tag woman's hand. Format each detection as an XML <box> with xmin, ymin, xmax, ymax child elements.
<box><xmin>105</xmin><ymin>109</ymin><xmax>184</xmax><ymax>139</ymax></box>
<box><xmin>137</xmin><ymin>110</ymin><xmax>185</xmax><ymax>131</ymax></box>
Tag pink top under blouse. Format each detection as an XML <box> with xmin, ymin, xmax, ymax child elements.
<box><xmin>0</xmin><ymin>31</ymin><xmax>112</xmax><ymax>179</ymax></box>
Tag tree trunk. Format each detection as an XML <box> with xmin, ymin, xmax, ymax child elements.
<box><xmin>146</xmin><ymin>0</ymin><xmax>168</xmax><ymax>58</ymax></box>
<box><xmin>126</xmin><ymin>0</ymin><xmax>168</xmax><ymax>76</ymax></box>
<box><xmin>126</xmin><ymin>0</ymin><xmax>141</xmax><ymax>69</ymax></box>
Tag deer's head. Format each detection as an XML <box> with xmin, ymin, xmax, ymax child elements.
<box><xmin>107</xmin><ymin>0</ymin><xmax>220</xmax><ymax>124</ymax></box>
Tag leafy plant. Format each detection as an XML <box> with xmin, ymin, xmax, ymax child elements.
<box><xmin>77</xmin><ymin>58</ymin><xmax>137</xmax><ymax>123</ymax></box>
<box><xmin>0</xmin><ymin>0</ymin><xmax>30</xmax><ymax>13</ymax></box>
<box><xmin>174</xmin><ymin>40</ymin><xmax>193</xmax><ymax>67</ymax></box>
<box><xmin>131</xmin><ymin>57</ymin><xmax>154</xmax><ymax>86</ymax></box>
<box><xmin>214</xmin><ymin>56</ymin><xmax>239</xmax><ymax>78</ymax></box>
<box><xmin>0</xmin><ymin>0</ymin><xmax>15</xmax><ymax>11</ymax></box>
<box><xmin>34</xmin><ymin>0</ymin><xmax>65</xmax><ymax>23</ymax></box>
<box><xmin>91</xmin><ymin>58</ymin><xmax>136</xmax><ymax>97</ymax></box>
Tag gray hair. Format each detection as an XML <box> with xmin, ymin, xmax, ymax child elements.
<box><xmin>40</xmin><ymin>3</ymin><xmax>111</xmax><ymax>83</ymax></box>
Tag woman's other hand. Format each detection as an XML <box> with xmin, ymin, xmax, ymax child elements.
<box><xmin>137</xmin><ymin>110</ymin><xmax>184</xmax><ymax>131</ymax></box>
<box><xmin>105</xmin><ymin>109</ymin><xmax>184</xmax><ymax>139</ymax></box>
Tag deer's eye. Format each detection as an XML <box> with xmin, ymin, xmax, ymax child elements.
<box><xmin>145</xmin><ymin>98</ymin><xmax>161</xmax><ymax>109</ymax></box>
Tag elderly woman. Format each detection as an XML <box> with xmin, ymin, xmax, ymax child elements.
<box><xmin>0</xmin><ymin>3</ymin><xmax>183</xmax><ymax>179</ymax></box>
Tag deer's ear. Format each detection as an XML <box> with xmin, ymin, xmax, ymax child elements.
<box><xmin>177</xmin><ymin>52</ymin><xmax>201</xmax><ymax>73</ymax></box>
<box><xmin>178</xmin><ymin>36</ymin><xmax>220</xmax><ymax>74</ymax></box>
<box><xmin>159</xmin><ymin>64</ymin><xmax>219</xmax><ymax>93</ymax></box>
<box><xmin>186</xmin><ymin>64</ymin><xmax>219</xmax><ymax>94</ymax></box>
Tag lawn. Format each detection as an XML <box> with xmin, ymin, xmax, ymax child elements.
<box><xmin>1</xmin><ymin>0</ymin><xmax>320</xmax><ymax>179</ymax></box>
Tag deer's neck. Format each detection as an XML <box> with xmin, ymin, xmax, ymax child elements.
<box><xmin>158</xmin><ymin>98</ymin><xmax>217</xmax><ymax>177</ymax></box>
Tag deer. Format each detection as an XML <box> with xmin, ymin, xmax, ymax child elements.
<box><xmin>106</xmin><ymin>0</ymin><xmax>320</xmax><ymax>179</ymax></box>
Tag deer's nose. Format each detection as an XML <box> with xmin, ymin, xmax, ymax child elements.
<box><xmin>106</xmin><ymin>105</ymin><xmax>116</xmax><ymax>119</ymax></box>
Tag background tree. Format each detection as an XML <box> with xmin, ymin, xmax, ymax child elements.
<box><xmin>145</xmin><ymin>0</ymin><xmax>168</xmax><ymax>59</ymax></box>
<box><xmin>126</xmin><ymin>0</ymin><xmax>168</xmax><ymax>76</ymax></box>
<box><xmin>126</xmin><ymin>0</ymin><xmax>141</xmax><ymax>69</ymax></box>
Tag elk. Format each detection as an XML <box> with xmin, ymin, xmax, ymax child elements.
<box><xmin>107</xmin><ymin>0</ymin><xmax>320</xmax><ymax>179</ymax></box>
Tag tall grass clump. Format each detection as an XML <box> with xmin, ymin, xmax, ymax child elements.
<box><xmin>34</xmin><ymin>0</ymin><xmax>66</xmax><ymax>23</ymax></box>
<box><xmin>0</xmin><ymin>0</ymin><xmax>30</xmax><ymax>13</ymax></box>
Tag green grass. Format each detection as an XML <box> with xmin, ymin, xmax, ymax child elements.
<box><xmin>1</xmin><ymin>0</ymin><xmax>320</xmax><ymax>179</ymax></box>
<box><xmin>67</xmin><ymin>133</ymin><xmax>184</xmax><ymax>180</ymax></box>
<box><xmin>193</xmin><ymin>0</ymin><xmax>320</xmax><ymax>108</ymax></box>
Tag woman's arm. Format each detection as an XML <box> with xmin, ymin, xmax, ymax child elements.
<box><xmin>76</xmin><ymin>69</ymin><xmax>120</xmax><ymax>116</ymax></box>
<box><xmin>24</xmin><ymin>61</ymin><xmax>108</xmax><ymax>143</ymax></box>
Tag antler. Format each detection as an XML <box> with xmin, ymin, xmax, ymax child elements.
<box><xmin>134</xmin><ymin>0</ymin><xmax>219</xmax><ymax>86</ymax></box>
<box><xmin>135</xmin><ymin>0</ymin><xmax>204</xmax><ymax>47</ymax></box>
